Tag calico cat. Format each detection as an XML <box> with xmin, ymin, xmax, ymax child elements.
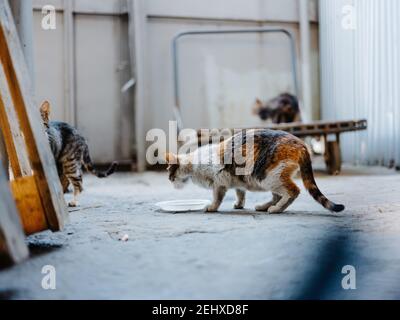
<box><xmin>40</xmin><ymin>101</ymin><xmax>118</xmax><ymax>207</ymax></box>
<box><xmin>253</xmin><ymin>93</ymin><xmax>300</xmax><ymax>124</ymax></box>
<box><xmin>165</xmin><ymin>129</ymin><xmax>344</xmax><ymax>213</ymax></box>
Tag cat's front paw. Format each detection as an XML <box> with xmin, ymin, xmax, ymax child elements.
<box><xmin>68</xmin><ymin>201</ymin><xmax>79</xmax><ymax>208</ymax></box>
<box><xmin>255</xmin><ymin>204</ymin><xmax>270</xmax><ymax>212</ymax></box>
<box><xmin>205</xmin><ymin>205</ymin><xmax>219</xmax><ymax>213</ymax></box>
<box><xmin>267</xmin><ymin>206</ymin><xmax>283</xmax><ymax>214</ymax></box>
<box><xmin>234</xmin><ymin>203</ymin><xmax>244</xmax><ymax>210</ymax></box>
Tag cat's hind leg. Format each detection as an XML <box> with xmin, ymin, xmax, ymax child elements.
<box><xmin>63</xmin><ymin>163</ymin><xmax>83</xmax><ymax>207</ymax></box>
<box><xmin>61</xmin><ymin>174</ymin><xmax>70</xmax><ymax>194</ymax></box>
<box><xmin>255</xmin><ymin>193</ymin><xmax>281</xmax><ymax>212</ymax></box>
<box><xmin>68</xmin><ymin>176</ymin><xmax>83</xmax><ymax>207</ymax></box>
<box><xmin>267</xmin><ymin>191</ymin><xmax>298</xmax><ymax>214</ymax></box>
<box><xmin>206</xmin><ymin>186</ymin><xmax>227</xmax><ymax>213</ymax></box>
<box><xmin>234</xmin><ymin>189</ymin><xmax>246</xmax><ymax>209</ymax></box>
<box><xmin>57</xmin><ymin>164</ymin><xmax>70</xmax><ymax>193</ymax></box>
<box><xmin>267</xmin><ymin>163</ymin><xmax>300</xmax><ymax>214</ymax></box>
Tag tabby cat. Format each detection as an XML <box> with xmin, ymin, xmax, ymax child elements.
<box><xmin>40</xmin><ymin>101</ymin><xmax>118</xmax><ymax>207</ymax></box>
<box><xmin>166</xmin><ymin>129</ymin><xmax>344</xmax><ymax>213</ymax></box>
<box><xmin>253</xmin><ymin>93</ymin><xmax>300</xmax><ymax>124</ymax></box>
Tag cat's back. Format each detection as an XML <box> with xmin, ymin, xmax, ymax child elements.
<box><xmin>49</xmin><ymin>121</ymin><xmax>85</xmax><ymax>142</ymax></box>
<box><xmin>47</xmin><ymin>121</ymin><xmax>86</xmax><ymax>157</ymax></box>
<box><xmin>221</xmin><ymin>129</ymin><xmax>307</xmax><ymax>181</ymax></box>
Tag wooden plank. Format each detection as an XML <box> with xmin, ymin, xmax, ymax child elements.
<box><xmin>11</xmin><ymin>176</ymin><xmax>48</xmax><ymax>235</ymax></box>
<box><xmin>197</xmin><ymin>120</ymin><xmax>368</xmax><ymax>140</ymax></box>
<box><xmin>0</xmin><ymin>164</ymin><xmax>29</xmax><ymax>267</ymax></box>
<box><xmin>0</xmin><ymin>0</ymin><xmax>68</xmax><ymax>231</ymax></box>
<box><xmin>0</xmin><ymin>61</ymin><xmax>32</xmax><ymax>178</ymax></box>
<box><xmin>0</xmin><ymin>125</ymin><xmax>9</xmax><ymax>178</ymax></box>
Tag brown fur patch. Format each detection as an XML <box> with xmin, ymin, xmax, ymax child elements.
<box><xmin>165</xmin><ymin>152</ymin><xmax>178</xmax><ymax>164</ymax></box>
<box><xmin>264</xmin><ymin>135</ymin><xmax>306</xmax><ymax>174</ymax></box>
<box><xmin>40</xmin><ymin>100</ymin><xmax>51</xmax><ymax>126</ymax></box>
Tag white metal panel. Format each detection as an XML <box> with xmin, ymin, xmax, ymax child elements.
<box><xmin>32</xmin><ymin>0</ymin><xmax>128</xmax><ymax>14</ymax></box>
<box><xmin>33</xmin><ymin>11</ymin><xmax>66</xmax><ymax>121</ymax></box>
<box><xmin>32</xmin><ymin>1</ymin><xmax>134</xmax><ymax>164</ymax></box>
<box><xmin>75</xmin><ymin>14</ymin><xmax>132</xmax><ymax>163</ymax></box>
<box><xmin>320</xmin><ymin>0</ymin><xmax>400</xmax><ymax>167</ymax></box>
<box><xmin>146</xmin><ymin>0</ymin><xmax>319</xmax><ymax>22</ymax></box>
<box><xmin>145</xmin><ymin>18</ymin><xmax>320</xmax><ymax>137</ymax></box>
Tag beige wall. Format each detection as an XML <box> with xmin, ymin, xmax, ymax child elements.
<box><xmin>32</xmin><ymin>0</ymin><xmax>134</xmax><ymax>164</ymax></box>
<box><xmin>145</xmin><ymin>19</ymin><xmax>320</xmax><ymax>132</ymax></box>
<box><xmin>32</xmin><ymin>0</ymin><xmax>320</xmax><ymax>169</ymax></box>
<box><xmin>138</xmin><ymin>0</ymin><xmax>320</xmax><ymax>160</ymax></box>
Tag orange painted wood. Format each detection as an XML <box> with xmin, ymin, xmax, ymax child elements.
<box><xmin>0</xmin><ymin>164</ymin><xmax>28</xmax><ymax>267</ymax></box>
<box><xmin>0</xmin><ymin>0</ymin><xmax>68</xmax><ymax>232</ymax></box>
<box><xmin>11</xmin><ymin>176</ymin><xmax>48</xmax><ymax>235</ymax></box>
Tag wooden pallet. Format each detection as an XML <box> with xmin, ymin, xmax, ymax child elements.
<box><xmin>0</xmin><ymin>163</ymin><xmax>28</xmax><ymax>267</ymax></box>
<box><xmin>0</xmin><ymin>0</ymin><xmax>68</xmax><ymax>267</ymax></box>
<box><xmin>196</xmin><ymin>119</ymin><xmax>368</xmax><ymax>175</ymax></box>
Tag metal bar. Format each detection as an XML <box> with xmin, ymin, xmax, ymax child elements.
<box><xmin>172</xmin><ymin>27</ymin><xmax>299</xmax><ymax>130</ymax></box>
<box><xmin>63</xmin><ymin>0</ymin><xmax>76</xmax><ymax>126</ymax></box>
<box><xmin>128</xmin><ymin>0</ymin><xmax>147</xmax><ymax>172</ymax></box>
<box><xmin>299</xmin><ymin>0</ymin><xmax>313</xmax><ymax>121</ymax></box>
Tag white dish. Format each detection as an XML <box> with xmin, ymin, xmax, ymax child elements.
<box><xmin>155</xmin><ymin>199</ymin><xmax>211</xmax><ymax>212</ymax></box>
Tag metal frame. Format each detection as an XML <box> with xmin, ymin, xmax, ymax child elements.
<box><xmin>172</xmin><ymin>27</ymin><xmax>299</xmax><ymax>130</ymax></box>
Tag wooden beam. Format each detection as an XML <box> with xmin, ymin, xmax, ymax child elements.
<box><xmin>0</xmin><ymin>164</ymin><xmax>29</xmax><ymax>268</ymax></box>
<box><xmin>9</xmin><ymin>0</ymin><xmax>35</xmax><ymax>88</ymax></box>
<box><xmin>11</xmin><ymin>176</ymin><xmax>48</xmax><ymax>235</ymax></box>
<box><xmin>0</xmin><ymin>0</ymin><xmax>68</xmax><ymax>231</ymax></box>
<box><xmin>0</xmin><ymin>61</ymin><xmax>32</xmax><ymax>178</ymax></box>
<box><xmin>0</xmin><ymin>129</ymin><xmax>8</xmax><ymax>178</ymax></box>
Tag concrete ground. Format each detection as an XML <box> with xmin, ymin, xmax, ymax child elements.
<box><xmin>1</xmin><ymin>161</ymin><xmax>400</xmax><ymax>300</ymax></box>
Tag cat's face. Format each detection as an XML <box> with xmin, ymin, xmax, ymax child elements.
<box><xmin>40</xmin><ymin>101</ymin><xmax>51</xmax><ymax>128</ymax></box>
<box><xmin>252</xmin><ymin>98</ymin><xmax>274</xmax><ymax>121</ymax></box>
<box><xmin>39</xmin><ymin>101</ymin><xmax>52</xmax><ymax>142</ymax></box>
<box><xmin>165</xmin><ymin>153</ymin><xmax>190</xmax><ymax>189</ymax></box>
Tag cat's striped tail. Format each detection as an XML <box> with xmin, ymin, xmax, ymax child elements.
<box><xmin>83</xmin><ymin>146</ymin><xmax>118</xmax><ymax>178</ymax></box>
<box><xmin>299</xmin><ymin>150</ymin><xmax>345</xmax><ymax>213</ymax></box>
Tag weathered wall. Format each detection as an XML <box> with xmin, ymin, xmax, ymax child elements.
<box><xmin>141</xmin><ymin>0</ymin><xmax>320</xmax><ymax>133</ymax></box>
<box><xmin>32</xmin><ymin>0</ymin><xmax>134</xmax><ymax>164</ymax></box>
<box><xmin>31</xmin><ymin>0</ymin><xmax>320</xmax><ymax>168</ymax></box>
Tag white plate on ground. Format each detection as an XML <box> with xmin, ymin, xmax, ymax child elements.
<box><xmin>155</xmin><ymin>200</ymin><xmax>211</xmax><ymax>213</ymax></box>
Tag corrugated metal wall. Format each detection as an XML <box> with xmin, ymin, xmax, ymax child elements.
<box><xmin>320</xmin><ymin>0</ymin><xmax>400</xmax><ymax>168</ymax></box>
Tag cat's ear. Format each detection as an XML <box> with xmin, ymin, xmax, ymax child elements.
<box><xmin>40</xmin><ymin>101</ymin><xmax>51</xmax><ymax>124</ymax></box>
<box><xmin>252</xmin><ymin>98</ymin><xmax>262</xmax><ymax>115</ymax></box>
<box><xmin>165</xmin><ymin>152</ymin><xmax>179</xmax><ymax>165</ymax></box>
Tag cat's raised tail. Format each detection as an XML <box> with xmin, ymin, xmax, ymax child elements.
<box><xmin>299</xmin><ymin>151</ymin><xmax>345</xmax><ymax>213</ymax></box>
<box><xmin>83</xmin><ymin>146</ymin><xmax>118</xmax><ymax>178</ymax></box>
